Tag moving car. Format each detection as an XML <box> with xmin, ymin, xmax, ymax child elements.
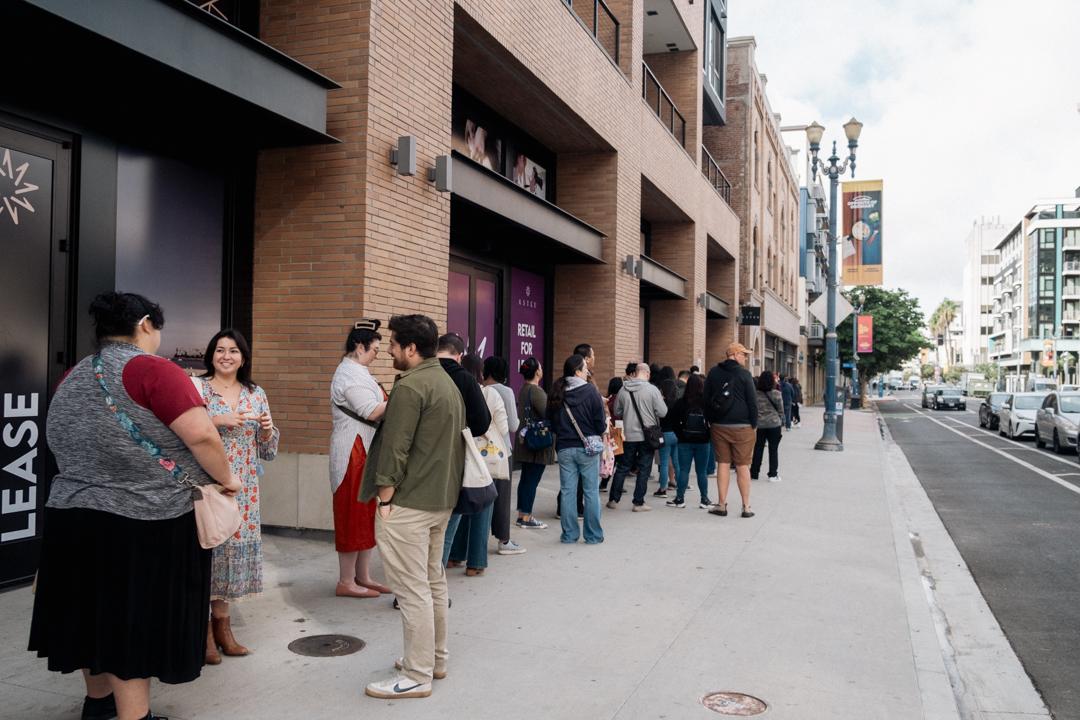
<box><xmin>978</xmin><ymin>392</ymin><xmax>1010</xmax><ymax>430</ymax></box>
<box><xmin>921</xmin><ymin>384</ymin><xmax>945</xmax><ymax>408</ymax></box>
<box><xmin>1034</xmin><ymin>392</ymin><xmax>1080</xmax><ymax>454</ymax></box>
<box><xmin>998</xmin><ymin>392</ymin><xmax>1050</xmax><ymax>440</ymax></box>
<box><xmin>931</xmin><ymin>387</ymin><xmax>966</xmax><ymax>411</ymax></box>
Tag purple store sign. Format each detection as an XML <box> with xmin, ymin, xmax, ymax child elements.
<box><xmin>510</xmin><ymin>267</ymin><xmax>545</xmax><ymax>398</ymax></box>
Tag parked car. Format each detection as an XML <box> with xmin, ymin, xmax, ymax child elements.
<box><xmin>931</xmin><ymin>387</ymin><xmax>966</xmax><ymax>411</ymax></box>
<box><xmin>978</xmin><ymin>392</ymin><xmax>1010</xmax><ymax>430</ymax></box>
<box><xmin>998</xmin><ymin>392</ymin><xmax>1050</xmax><ymax>440</ymax></box>
<box><xmin>921</xmin><ymin>384</ymin><xmax>945</xmax><ymax>408</ymax></box>
<box><xmin>1034</xmin><ymin>392</ymin><xmax>1080</xmax><ymax>454</ymax></box>
<box><xmin>1024</xmin><ymin>377</ymin><xmax>1058</xmax><ymax>393</ymax></box>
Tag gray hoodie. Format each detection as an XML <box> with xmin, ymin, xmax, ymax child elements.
<box><xmin>613</xmin><ymin>378</ymin><xmax>668</xmax><ymax>442</ymax></box>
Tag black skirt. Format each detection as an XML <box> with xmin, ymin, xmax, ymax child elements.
<box><xmin>490</xmin><ymin>470</ymin><xmax>513</xmax><ymax>542</ymax></box>
<box><xmin>28</xmin><ymin>507</ymin><xmax>211</xmax><ymax>684</ymax></box>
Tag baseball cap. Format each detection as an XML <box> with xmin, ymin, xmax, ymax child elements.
<box><xmin>726</xmin><ymin>342</ymin><xmax>749</xmax><ymax>357</ymax></box>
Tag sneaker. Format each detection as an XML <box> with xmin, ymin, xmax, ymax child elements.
<box><xmin>768</xmin><ymin>475</ymin><xmax>782</xmax><ymax>483</ymax></box>
<box><xmin>81</xmin><ymin>694</ymin><xmax>118</xmax><ymax>720</ymax></box>
<box><xmin>652</xmin><ymin>489</ymin><xmax>667</xmax><ymax>497</ymax></box>
<box><xmin>665</xmin><ymin>498</ymin><xmax>686</xmax><ymax>508</ymax></box>
<box><xmin>707</xmin><ymin>472</ymin><xmax>717</xmax><ymax>479</ymax></box>
<box><xmin>699</xmin><ymin>499</ymin><xmax>714</xmax><ymax>509</ymax></box>
<box><xmin>497</xmin><ymin>540</ymin><xmax>526</xmax><ymax>555</ymax></box>
<box><xmin>741</xmin><ymin>506</ymin><xmax>755</xmax><ymax>518</ymax></box>
<box><xmin>668</xmin><ymin>480</ymin><xmax>677</xmax><ymax>489</ymax></box>
<box><xmin>606</xmin><ymin>500</ymin><xmax>618</xmax><ymax>509</ymax></box>
<box><xmin>517</xmin><ymin>517</ymin><xmax>547</xmax><ymax>529</ymax></box>
<box><xmin>365</xmin><ymin>674</ymin><xmax>432</xmax><ymax>699</ymax></box>
<box><xmin>396</xmin><ymin>658</ymin><xmax>446</xmax><ymax>680</ymax></box>
<box><xmin>632</xmin><ymin>504</ymin><xmax>652</xmax><ymax>512</ymax></box>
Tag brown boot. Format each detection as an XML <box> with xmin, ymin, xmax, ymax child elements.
<box><xmin>205</xmin><ymin>621</ymin><xmax>221</xmax><ymax>665</ymax></box>
<box><xmin>212</xmin><ymin>616</ymin><xmax>249</xmax><ymax>656</ymax></box>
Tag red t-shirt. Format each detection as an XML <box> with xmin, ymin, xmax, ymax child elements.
<box><xmin>121</xmin><ymin>355</ymin><xmax>205</xmax><ymax>425</ymax></box>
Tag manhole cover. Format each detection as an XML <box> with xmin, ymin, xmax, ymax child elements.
<box><xmin>700</xmin><ymin>692</ymin><xmax>768</xmax><ymax>715</ymax></box>
<box><xmin>287</xmin><ymin>634</ymin><xmax>365</xmax><ymax>657</ymax></box>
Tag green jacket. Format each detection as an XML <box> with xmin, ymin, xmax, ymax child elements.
<box><xmin>359</xmin><ymin>357</ymin><xmax>467</xmax><ymax>511</ymax></box>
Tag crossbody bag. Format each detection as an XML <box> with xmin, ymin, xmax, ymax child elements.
<box><xmin>564</xmin><ymin>405</ymin><xmax>605</xmax><ymax>456</ymax></box>
<box><xmin>628</xmin><ymin>389</ymin><xmax>665</xmax><ymax>450</ymax></box>
<box><xmin>93</xmin><ymin>354</ymin><xmax>240</xmax><ymax>549</ymax></box>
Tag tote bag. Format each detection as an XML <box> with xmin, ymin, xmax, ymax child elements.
<box><xmin>453</xmin><ymin>428</ymin><xmax>498</xmax><ymax>515</ymax></box>
<box><xmin>475</xmin><ymin>432</ymin><xmax>509</xmax><ymax>480</ymax></box>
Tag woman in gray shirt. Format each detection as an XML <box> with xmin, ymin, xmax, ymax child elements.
<box><xmin>751</xmin><ymin>371</ymin><xmax>785</xmax><ymax>482</ymax></box>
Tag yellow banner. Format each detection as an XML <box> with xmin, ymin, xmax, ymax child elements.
<box><xmin>842</xmin><ymin>180</ymin><xmax>883</xmax><ymax>286</ymax></box>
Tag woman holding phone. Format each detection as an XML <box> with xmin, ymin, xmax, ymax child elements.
<box><xmin>194</xmin><ymin>329</ymin><xmax>279</xmax><ymax>663</ymax></box>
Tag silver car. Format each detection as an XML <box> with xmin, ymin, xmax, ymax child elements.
<box><xmin>1034</xmin><ymin>392</ymin><xmax>1080</xmax><ymax>454</ymax></box>
<box><xmin>998</xmin><ymin>392</ymin><xmax>1049</xmax><ymax>440</ymax></box>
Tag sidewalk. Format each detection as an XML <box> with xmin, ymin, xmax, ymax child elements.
<box><xmin>0</xmin><ymin>409</ymin><xmax>1042</xmax><ymax>719</ymax></box>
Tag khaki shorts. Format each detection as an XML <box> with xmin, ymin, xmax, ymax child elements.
<box><xmin>711</xmin><ymin>425</ymin><xmax>756</xmax><ymax>467</ymax></box>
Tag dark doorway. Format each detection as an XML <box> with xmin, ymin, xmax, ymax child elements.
<box><xmin>448</xmin><ymin>257</ymin><xmax>502</xmax><ymax>359</ymax></box>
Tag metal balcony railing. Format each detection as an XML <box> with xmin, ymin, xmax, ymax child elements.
<box><xmin>701</xmin><ymin>146</ymin><xmax>731</xmax><ymax>206</ymax></box>
<box><xmin>643</xmin><ymin>62</ymin><xmax>685</xmax><ymax>148</ymax></box>
<box><xmin>1065</xmin><ymin>260</ymin><xmax>1080</xmax><ymax>272</ymax></box>
<box><xmin>563</xmin><ymin>0</ymin><xmax>620</xmax><ymax>64</ymax></box>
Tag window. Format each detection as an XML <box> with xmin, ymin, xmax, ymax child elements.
<box><xmin>704</xmin><ymin>6</ymin><xmax>724</xmax><ymax>100</ymax></box>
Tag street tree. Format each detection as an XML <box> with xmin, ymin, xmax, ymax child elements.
<box><xmin>920</xmin><ymin>364</ymin><xmax>935</xmax><ymax>380</ymax></box>
<box><xmin>929</xmin><ymin>298</ymin><xmax>959</xmax><ymax>367</ymax></box>
<box><xmin>944</xmin><ymin>366</ymin><xmax>963</xmax><ymax>384</ymax></box>
<box><xmin>827</xmin><ymin>287</ymin><xmax>926</xmax><ymax>399</ymax></box>
<box><xmin>974</xmin><ymin>362</ymin><xmax>999</xmax><ymax>382</ymax></box>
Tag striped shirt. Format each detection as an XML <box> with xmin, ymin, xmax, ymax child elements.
<box><xmin>329</xmin><ymin>358</ymin><xmax>384</xmax><ymax>493</ymax></box>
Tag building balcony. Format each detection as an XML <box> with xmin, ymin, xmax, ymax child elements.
<box><xmin>701</xmin><ymin>146</ymin><xmax>731</xmax><ymax>206</ymax></box>
<box><xmin>1063</xmin><ymin>288</ymin><xmax>1080</xmax><ymax>299</ymax></box>
<box><xmin>807</xmin><ymin>322</ymin><xmax>825</xmax><ymax>346</ymax></box>
<box><xmin>643</xmin><ymin>62</ymin><xmax>686</xmax><ymax>148</ymax></box>
<box><xmin>1064</xmin><ymin>260</ymin><xmax>1080</xmax><ymax>273</ymax></box>
<box><xmin>563</xmin><ymin>0</ymin><xmax>620</xmax><ymax>65</ymax></box>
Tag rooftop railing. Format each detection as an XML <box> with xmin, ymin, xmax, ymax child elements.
<box><xmin>643</xmin><ymin>62</ymin><xmax>685</xmax><ymax>148</ymax></box>
<box><xmin>701</xmin><ymin>145</ymin><xmax>732</xmax><ymax>206</ymax></box>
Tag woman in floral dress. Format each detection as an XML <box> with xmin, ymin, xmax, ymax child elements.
<box><xmin>195</xmin><ymin>329</ymin><xmax>279</xmax><ymax>664</ymax></box>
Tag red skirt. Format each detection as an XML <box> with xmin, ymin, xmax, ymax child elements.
<box><xmin>333</xmin><ymin>435</ymin><xmax>377</xmax><ymax>553</ymax></box>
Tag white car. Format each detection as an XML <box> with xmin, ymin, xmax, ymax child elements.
<box><xmin>1034</xmin><ymin>392</ymin><xmax>1080</xmax><ymax>454</ymax></box>
<box><xmin>998</xmin><ymin>392</ymin><xmax>1050</xmax><ymax>440</ymax></box>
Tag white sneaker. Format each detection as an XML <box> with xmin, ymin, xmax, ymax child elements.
<box><xmin>497</xmin><ymin>540</ymin><xmax>526</xmax><ymax>555</ymax></box>
<box><xmin>632</xmin><ymin>503</ymin><xmax>652</xmax><ymax>512</ymax></box>
<box><xmin>768</xmin><ymin>475</ymin><xmax>782</xmax><ymax>482</ymax></box>
<box><xmin>365</xmin><ymin>674</ymin><xmax>432</xmax><ymax>699</ymax></box>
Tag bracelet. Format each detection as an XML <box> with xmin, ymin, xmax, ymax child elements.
<box><xmin>378</xmin><ymin>500</ymin><xmax>392</xmax><ymax>507</ymax></box>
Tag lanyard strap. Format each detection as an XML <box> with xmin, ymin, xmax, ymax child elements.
<box><xmin>92</xmin><ymin>353</ymin><xmax>190</xmax><ymax>486</ymax></box>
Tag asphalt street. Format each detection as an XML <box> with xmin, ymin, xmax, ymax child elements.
<box><xmin>879</xmin><ymin>390</ymin><xmax>1080</xmax><ymax>720</ymax></box>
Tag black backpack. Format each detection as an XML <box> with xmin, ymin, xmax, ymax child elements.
<box><xmin>682</xmin><ymin>407</ymin><xmax>710</xmax><ymax>443</ymax></box>
<box><xmin>707</xmin><ymin>367</ymin><xmax>738</xmax><ymax>422</ymax></box>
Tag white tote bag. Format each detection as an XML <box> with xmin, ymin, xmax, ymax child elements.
<box><xmin>453</xmin><ymin>428</ymin><xmax>498</xmax><ymax>514</ymax></box>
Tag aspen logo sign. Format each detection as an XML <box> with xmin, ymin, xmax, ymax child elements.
<box><xmin>0</xmin><ymin>148</ymin><xmax>39</xmax><ymax>226</ymax></box>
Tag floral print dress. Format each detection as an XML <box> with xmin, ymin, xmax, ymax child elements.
<box><xmin>196</xmin><ymin>378</ymin><xmax>280</xmax><ymax>602</ymax></box>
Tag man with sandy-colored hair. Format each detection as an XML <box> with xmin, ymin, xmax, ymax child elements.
<box><xmin>703</xmin><ymin>343</ymin><xmax>759</xmax><ymax>518</ymax></box>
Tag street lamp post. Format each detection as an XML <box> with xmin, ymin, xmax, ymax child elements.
<box><xmin>853</xmin><ymin>293</ymin><xmax>865</xmax><ymax>406</ymax></box>
<box><xmin>808</xmin><ymin>118</ymin><xmax>863</xmax><ymax>451</ymax></box>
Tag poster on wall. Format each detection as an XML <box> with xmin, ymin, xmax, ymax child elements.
<box><xmin>452</xmin><ymin>115</ymin><xmax>502</xmax><ymax>173</ymax></box>
<box><xmin>510</xmin><ymin>268</ymin><xmax>545</xmax><ymax>401</ymax></box>
<box><xmin>0</xmin><ymin>145</ymin><xmax>51</xmax><ymax>549</ymax></box>
<box><xmin>857</xmin><ymin>315</ymin><xmax>874</xmax><ymax>353</ymax></box>
<box><xmin>841</xmin><ymin>180</ymin><xmax>883</xmax><ymax>286</ymax></box>
<box><xmin>510</xmin><ymin>147</ymin><xmax>547</xmax><ymax>201</ymax></box>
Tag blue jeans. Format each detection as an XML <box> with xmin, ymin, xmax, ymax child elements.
<box><xmin>657</xmin><ymin>432</ymin><xmax>679</xmax><ymax>490</ymax></box>
<box><xmin>557</xmin><ymin>447</ymin><xmax>603</xmax><ymax>543</ymax></box>
<box><xmin>609</xmin><ymin>440</ymin><xmax>653</xmax><ymax>506</ymax></box>
<box><xmin>784</xmin><ymin>405</ymin><xmax>793</xmax><ymax>429</ymax></box>
<box><xmin>707</xmin><ymin>448</ymin><xmax>716</xmax><ymax>475</ymax></box>
<box><xmin>676</xmin><ymin>442</ymin><xmax>712</xmax><ymax>501</ymax></box>
<box><xmin>442</xmin><ymin>503</ymin><xmax>494</xmax><ymax>569</ymax></box>
<box><xmin>516</xmin><ymin>461</ymin><xmax>546</xmax><ymax>515</ymax></box>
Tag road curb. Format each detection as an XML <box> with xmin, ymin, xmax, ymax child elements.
<box><xmin>873</xmin><ymin>404</ymin><xmax>1051</xmax><ymax>719</ymax></box>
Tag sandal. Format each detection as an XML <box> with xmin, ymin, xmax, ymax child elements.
<box><xmin>446</xmin><ymin>560</ymin><xmax>463</xmax><ymax>568</ymax></box>
<box><xmin>708</xmin><ymin>504</ymin><xmax>728</xmax><ymax>517</ymax></box>
<box><xmin>465</xmin><ymin>567</ymin><xmax>485</xmax><ymax>576</ymax></box>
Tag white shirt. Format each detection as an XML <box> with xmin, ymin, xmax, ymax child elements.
<box><xmin>329</xmin><ymin>358</ymin><xmax>384</xmax><ymax>493</ymax></box>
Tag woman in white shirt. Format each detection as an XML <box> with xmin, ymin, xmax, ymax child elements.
<box><xmin>329</xmin><ymin>321</ymin><xmax>392</xmax><ymax>598</ymax></box>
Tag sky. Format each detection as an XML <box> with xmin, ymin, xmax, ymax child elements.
<box><xmin>727</xmin><ymin>0</ymin><xmax>1080</xmax><ymax>321</ymax></box>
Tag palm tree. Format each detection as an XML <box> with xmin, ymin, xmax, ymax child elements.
<box><xmin>930</xmin><ymin>299</ymin><xmax>959</xmax><ymax>369</ymax></box>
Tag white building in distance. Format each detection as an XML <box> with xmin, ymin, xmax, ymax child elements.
<box><xmin>961</xmin><ymin>217</ymin><xmax>1007</xmax><ymax>366</ymax></box>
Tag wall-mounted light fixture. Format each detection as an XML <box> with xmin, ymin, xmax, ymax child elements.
<box><xmin>428</xmin><ymin>156</ymin><xmax>452</xmax><ymax>192</ymax></box>
<box><xmin>622</xmin><ymin>255</ymin><xmax>641</xmax><ymax>278</ymax></box>
<box><xmin>389</xmin><ymin>136</ymin><xmax>417</xmax><ymax>176</ymax></box>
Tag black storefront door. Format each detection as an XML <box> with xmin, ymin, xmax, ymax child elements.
<box><xmin>0</xmin><ymin>122</ymin><xmax>71</xmax><ymax>589</ymax></box>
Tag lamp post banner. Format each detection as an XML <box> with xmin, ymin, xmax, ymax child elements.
<box><xmin>841</xmin><ymin>179</ymin><xmax>883</xmax><ymax>286</ymax></box>
<box><xmin>857</xmin><ymin>315</ymin><xmax>874</xmax><ymax>353</ymax></box>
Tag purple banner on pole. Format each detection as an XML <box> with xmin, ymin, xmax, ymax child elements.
<box><xmin>510</xmin><ymin>267</ymin><xmax>545</xmax><ymax>400</ymax></box>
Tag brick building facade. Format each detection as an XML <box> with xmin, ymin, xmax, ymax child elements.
<box><xmin>252</xmin><ymin>0</ymin><xmax>742</xmax><ymax>529</ymax></box>
<box><xmin>704</xmin><ymin>37</ymin><xmax>801</xmax><ymax>380</ymax></box>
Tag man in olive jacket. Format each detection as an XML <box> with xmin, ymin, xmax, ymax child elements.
<box><xmin>360</xmin><ymin>314</ymin><xmax>466</xmax><ymax>699</ymax></box>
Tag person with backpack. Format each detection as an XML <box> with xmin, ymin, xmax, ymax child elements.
<box><xmin>703</xmin><ymin>343</ymin><xmax>759</xmax><ymax>518</ymax></box>
<box><xmin>668</xmin><ymin>374</ymin><xmax>714</xmax><ymax>508</ymax></box>
<box><xmin>791</xmin><ymin>377</ymin><xmax>804</xmax><ymax>428</ymax></box>
<box><xmin>779</xmin><ymin>374</ymin><xmax>795</xmax><ymax>430</ymax></box>
<box><xmin>607</xmin><ymin>363</ymin><xmax>667</xmax><ymax>512</ymax></box>
<box><xmin>751</xmin><ymin>371</ymin><xmax>784</xmax><ymax>482</ymax></box>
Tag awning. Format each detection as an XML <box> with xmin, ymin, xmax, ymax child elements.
<box><xmin>451</xmin><ymin>155</ymin><xmax>605</xmax><ymax>264</ymax></box>
<box><xmin>702</xmin><ymin>291</ymin><xmax>729</xmax><ymax>319</ymax></box>
<box><xmin>638</xmin><ymin>255</ymin><xmax>686</xmax><ymax>300</ymax></box>
<box><xmin>4</xmin><ymin>0</ymin><xmax>339</xmax><ymax>151</ymax></box>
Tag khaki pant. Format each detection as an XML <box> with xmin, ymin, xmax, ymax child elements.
<box><xmin>374</xmin><ymin>505</ymin><xmax>453</xmax><ymax>684</ymax></box>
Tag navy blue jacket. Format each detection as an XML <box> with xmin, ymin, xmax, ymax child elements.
<box><xmin>780</xmin><ymin>380</ymin><xmax>795</xmax><ymax>408</ymax></box>
<box><xmin>547</xmin><ymin>383</ymin><xmax>607</xmax><ymax>451</ymax></box>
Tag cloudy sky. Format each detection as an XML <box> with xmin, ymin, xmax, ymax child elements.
<box><xmin>727</xmin><ymin>0</ymin><xmax>1080</xmax><ymax>320</ymax></box>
